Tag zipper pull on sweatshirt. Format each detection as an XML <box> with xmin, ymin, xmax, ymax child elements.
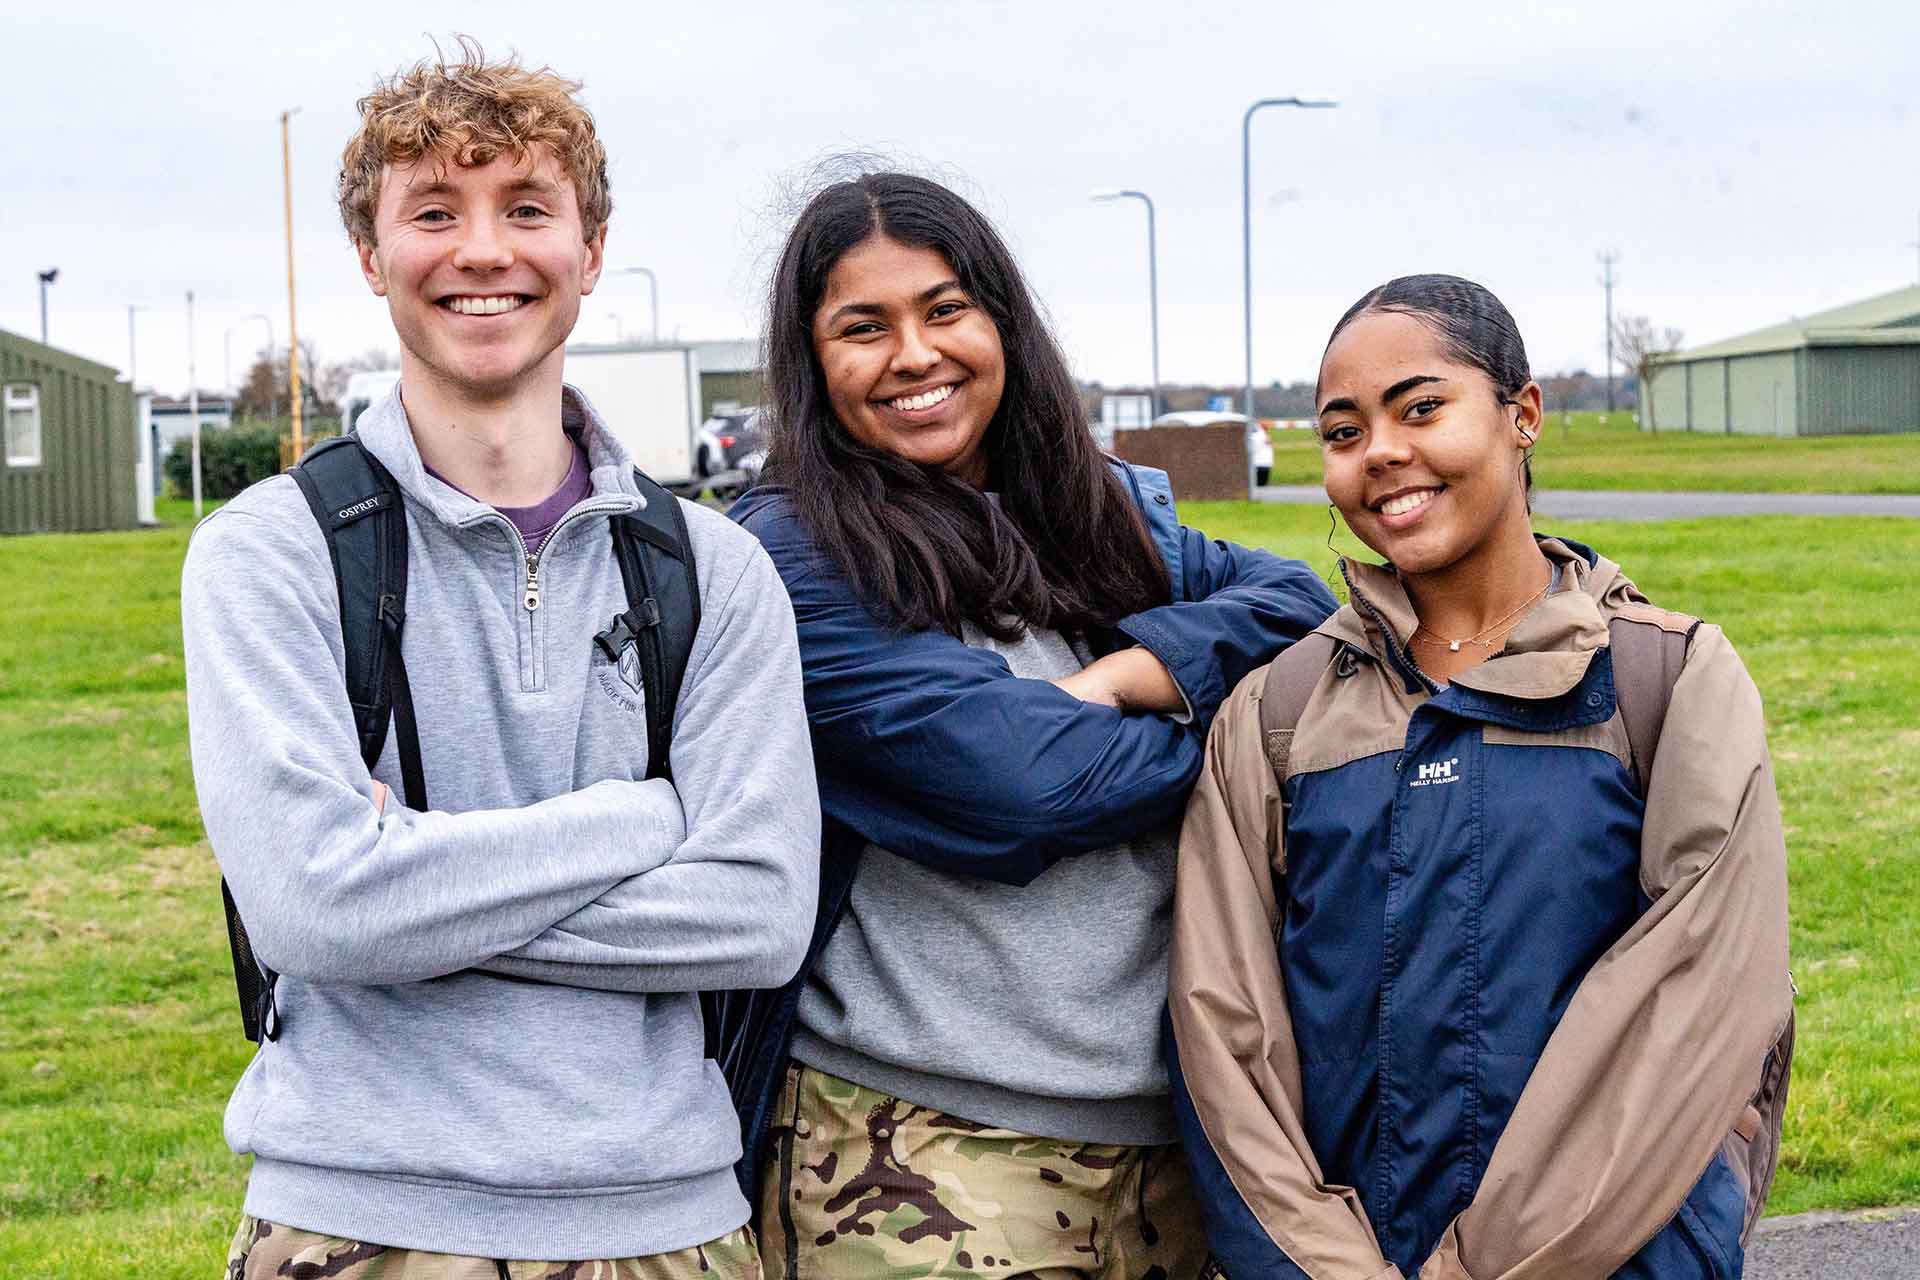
<box><xmin>524</xmin><ymin>553</ymin><xmax>541</xmax><ymax>611</ymax></box>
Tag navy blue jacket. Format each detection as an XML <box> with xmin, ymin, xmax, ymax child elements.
<box><xmin>714</xmin><ymin>463</ymin><xmax>1338</xmax><ymax>1192</ymax></box>
<box><xmin>1166</xmin><ymin>541</ymin><xmax>1793</xmax><ymax>1280</ymax></box>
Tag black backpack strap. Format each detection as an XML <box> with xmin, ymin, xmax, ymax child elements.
<box><xmin>1606</xmin><ymin>606</ymin><xmax>1699</xmax><ymax>796</ymax></box>
<box><xmin>599</xmin><ymin>470</ymin><xmax>701</xmax><ymax>783</ymax></box>
<box><xmin>218</xmin><ymin>436</ymin><xmax>422</xmax><ymax>1043</ymax></box>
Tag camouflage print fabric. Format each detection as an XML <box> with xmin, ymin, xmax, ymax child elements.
<box><xmin>756</xmin><ymin>1062</ymin><xmax>1215</xmax><ymax>1280</ymax></box>
<box><xmin>223</xmin><ymin>1215</ymin><xmax>760</xmax><ymax>1280</ymax></box>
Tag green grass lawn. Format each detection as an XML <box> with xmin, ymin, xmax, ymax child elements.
<box><xmin>1263</xmin><ymin>411</ymin><xmax>1920</xmax><ymax>493</ymax></box>
<box><xmin>0</xmin><ymin>499</ymin><xmax>1913</xmax><ymax>1276</ymax></box>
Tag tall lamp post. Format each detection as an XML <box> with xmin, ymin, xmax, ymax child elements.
<box><xmin>1242</xmin><ymin>95</ymin><xmax>1336</xmax><ymax>491</ymax></box>
<box><xmin>187</xmin><ymin>290</ymin><xmax>203</xmax><ymax>518</ymax></box>
<box><xmin>608</xmin><ymin>267</ymin><xmax>659</xmax><ymax>341</ymax></box>
<box><xmin>127</xmin><ymin>304</ymin><xmax>150</xmax><ymax>387</ymax></box>
<box><xmin>37</xmin><ymin>269</ymin><xmax>59</xmax><ymax>344</ymax></box>
<box><xmin>1090</xmin><ymin>189</ymin><xmax>1161</xmax><ymax>418</ymax></box>
<box><xmin>281</xmin><ymin>107</ymin><xmax>306</xmax><ymax>457</ymax></box>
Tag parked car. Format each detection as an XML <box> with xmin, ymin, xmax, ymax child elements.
<box><xmin>1150</xmin><ymin>410</ymin><xmax>1273</xmax><ymax>486</ymax></box>
<box><xmin>696</xmin><ymin>408</ymin><xmax>766</xmax><ymax>479</ymax></box>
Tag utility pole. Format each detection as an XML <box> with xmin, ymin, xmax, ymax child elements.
<box><xmin>282</xmin><ymin>107</ymin><xmax>306</xmax><ymax>458</ymax></box>
<box><xmin>1598</xmin><ymin>251</ymin><xmax>1619</xmax><ymax>414</ymax></box>
<box><xmin>37</xmin><ymin>269</ymin><xmax>58</xmax><ymax>344</ymax></box>
<box><xmin>188</xmin><ymin>290</ymin><xmax>203</xmax><ymax>518</ymax></box>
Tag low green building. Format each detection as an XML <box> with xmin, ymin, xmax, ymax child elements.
<box><xmin>0</xmin><ymin>328</ymin><xmax>139</xmax><ymax>535</ymax></box>
<box><xmin>1642</xmin><ymin>284</ymin><xmax>1920</xmax><ymax>436</ymax></box>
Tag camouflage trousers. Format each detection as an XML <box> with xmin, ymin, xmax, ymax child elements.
<box><xmin>223</xmin><ymin>1215</ymin><xmax>760</xmax><ymax>1280</ymax></box>
<box><xmin>756</xmin><ymin>1062</ymin><xmax>1213</xmax><ymax>1279</ymax></box>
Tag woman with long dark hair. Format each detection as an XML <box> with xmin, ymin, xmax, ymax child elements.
<box><xmin>1167</xmin><ymin>274</ymin><xmax>1793</xmax><ymax>1279</ymax></box>
<box><xmin>725</xmin><ymin>171</ymin><xmax>1337</xmax><ymax>1279</ymax></box>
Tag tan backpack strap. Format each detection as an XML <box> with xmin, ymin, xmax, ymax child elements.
<box><xmin>1613</xmin><ymin>605</ymin><xmax>1793</xmax><ymax>1241</ymax></box>
<box><xmin>1259</xmin><ymin>633</ymin><xmax>1339</xmax><ymax>781</ymax></box>
<box><xmin>1607</xmin><ymin>606</ymin><xmax>1699</xmax><ymax>795</ymax></box>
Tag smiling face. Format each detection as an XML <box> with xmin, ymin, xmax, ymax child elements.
<box><xmin>356</xmin><ymin>146</ymin><xmax>604</xmax><ymax>401</ymax></box>
<box><xmin>1316</xmin><ymin>309</ymin><xmax>1541</xmax><ymax>576</ymax></box>
<box><xmin>811</xmin><ymin>234</ymin><xmax>1006</xmax><ymax>487</ymax></box>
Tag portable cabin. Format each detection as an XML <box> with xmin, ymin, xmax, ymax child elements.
<box><xmin>0</xmin><ymin>327</ymin><xmax>139</xmax><ymax>534</ymax></box>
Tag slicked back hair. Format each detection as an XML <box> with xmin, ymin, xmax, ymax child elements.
<box><xmin>763</xmin><ymin>172</ymin><xmax>1170</xmax><ymax>640</ymax></box>
<box><xmin>1324</xmin><ymin>273</ymin><xmax>1536</xmax><ymax>496</ymax></box>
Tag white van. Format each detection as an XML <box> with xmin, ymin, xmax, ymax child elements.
<box><xmin>341</xmin><ymin>370</ymin><xmax>402</xmax><ymax>435</ymax></box>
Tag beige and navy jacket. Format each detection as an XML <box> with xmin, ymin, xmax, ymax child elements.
<box><xmin>1166</xmin><ymin>538</ymin><xmax>1791</xmax><ymax>1279</ymax></box>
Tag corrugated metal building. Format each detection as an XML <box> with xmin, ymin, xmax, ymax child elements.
<box><xmin>1642</xmin><ymin>285</ymin><xmax>1920</xmax><ymax>436</ymax></box>
<box><xmin>688</xmin><ymin>339</ymin><xmax>762</xmax><ymax>416</ymax></box>
<box><xmin>0</xmin><ymin>328</ymin><xmax>139</xmax><ymax>534</ymax></box>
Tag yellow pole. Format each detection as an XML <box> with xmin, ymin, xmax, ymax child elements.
<box><xmin>281</xmin><ymin>108</ymin><xmax>304</xmax><ymax>459</ymax></box>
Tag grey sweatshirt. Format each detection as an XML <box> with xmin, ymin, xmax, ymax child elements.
<box><xmin>793</xmin><ymin>622</ymin><xmax>1179</xmax><ymax>1145</ymax></box>
<box><xmin>181</xmin><ymin>386</ymin><xmax>820</xmax><ymax>1260</ymax></box>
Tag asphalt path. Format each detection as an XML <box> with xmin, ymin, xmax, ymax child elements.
<box><xmin>1748</xmin><ymin>1206</ymin><xmax>1920</xmax><ymax>1278</ymax></box>
<box><xmin>1256</xmin><ymin>485</ymin><xmax>1920</xmax><ymax>519</ymax></box>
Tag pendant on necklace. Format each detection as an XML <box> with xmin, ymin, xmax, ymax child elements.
<box><xmin>1449</xmin><ymin>641</ymin><xmax>1461</xmax><ymax>652</ymax></box>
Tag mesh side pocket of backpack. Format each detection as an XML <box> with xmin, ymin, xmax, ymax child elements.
<box><xmin>221</xmin><ymin>877</ymin><xmax>267</xmax><ymax>1043</ymax></box>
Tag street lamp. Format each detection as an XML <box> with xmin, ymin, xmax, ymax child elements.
<box><xmin>608</xmin><ymin>267</ymin><xmax>658</xmax><ymax>341</ymax></box>
<box><xmin>127</xmin><ymin>305</ymin><xmax>150</xmax><ymax>387</ymax></box>
<box><xmin>187</xmin><ymin>290</ymin><xmax>203</xmax><ymax>518</ymax></box>
<box><xmin>1090</xmin><ymin>189</ymin><xmax>1161</xmax><ymax>418</ymax></box>
<box><xmin>1242</xmin><ymin>95</ymin><xmax>1337</xmax><ymax>491</ymax></box>
<box><xmin>37</xmin><ymin>269</ymin><xmax>58</xmax><ymax>345</ymax></box>
<box><xmin>281</xmin><ymin>106</ymin><xmax>307</xmax><ymax>456</ymax></box>
<box><xmin>225</xmin><ymin>313</ymin><xmax>275</xmax><ymax>417</ymax></box>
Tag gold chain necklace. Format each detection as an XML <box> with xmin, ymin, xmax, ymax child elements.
<box><xmin>1410</xmin><ymin>584</ymin><xmax>1548</xmax><ymax>654</ymax></box>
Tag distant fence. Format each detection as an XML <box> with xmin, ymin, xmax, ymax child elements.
<box><xmin>1113</xmin><ymin>424</ymin><xmax>1249</xmax><ymax>501</ymax></box>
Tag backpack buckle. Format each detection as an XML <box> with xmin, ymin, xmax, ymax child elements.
<box><xmin>593</xmin><ymin>599</ymin><xmax>661</xmax><ymax>661</ymax></box>
<box><xmin>255</xmin><ymin>979</ymin><xmax>281</xmax><ymax>1042</ymax></box>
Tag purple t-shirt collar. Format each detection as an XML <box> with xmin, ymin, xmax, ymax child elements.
<box><xmin>425</xmin><ymin>440</ymin><xmax>592</xmax><ymax>556</ymax></box>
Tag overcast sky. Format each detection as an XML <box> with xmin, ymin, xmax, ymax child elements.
<box><xmin>5</xmin><ymin>0</ymin><xmax>1916</xmax><ymax>398</ymax></box>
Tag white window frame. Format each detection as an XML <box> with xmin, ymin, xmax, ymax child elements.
<box><xmin>4</xmin><ymin>383</ymin><xmax>43</xmax><ymax>468</ymax></box>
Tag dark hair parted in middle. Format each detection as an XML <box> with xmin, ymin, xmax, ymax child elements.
<box><xmin>763</xmin><ymin>171</ymin><xmax>1170</xmax><ymax>639</ymax></box>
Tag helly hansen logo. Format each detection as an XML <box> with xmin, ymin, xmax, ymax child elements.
<box><xmin>1409</xmin><ymin>757</ymin><xmax>1462</xmax><ymax>788</ymax></box>
<box><xmin>331</xmin><ymin>493</ymin><xmax>391</xmax><ymax>527</ymax></box>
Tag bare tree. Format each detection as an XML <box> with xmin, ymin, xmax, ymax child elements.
<box><xmin>233</xmin><ymin>340</ymin><xmax>323</xmax><ymax>419</ymax></box>
<box><xmin>1609</xmin><ymin>316</ymin><xmax>1684</xmax><ymax>433</ymax></box>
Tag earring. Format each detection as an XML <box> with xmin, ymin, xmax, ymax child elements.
<box><xmin>1323</xmin><ymin>503</ymin><xmax>1347</xmax><ymax>601</ymax></box>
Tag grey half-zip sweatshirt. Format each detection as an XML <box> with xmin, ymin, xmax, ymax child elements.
<box><xmin>181</xmin><ymin>386</ymin><xmax>820</xmax><ymax>1259</ymax></box>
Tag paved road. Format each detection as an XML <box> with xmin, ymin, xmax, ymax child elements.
<box><xmin>1257</xmin><ymin>485</ymin><xmax>1920</xmax><ymax>519</ymax></box>
<box><xmin>1749</xmin><ymin>1206</ymin><xmax>1920</xmax><ymax>1278</ymax></box>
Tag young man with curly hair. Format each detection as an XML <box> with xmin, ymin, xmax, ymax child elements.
<box><xmin>183</xmin><ymin>41</ymin><xmax>817</xmax><ymax>1278</ymax></box>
